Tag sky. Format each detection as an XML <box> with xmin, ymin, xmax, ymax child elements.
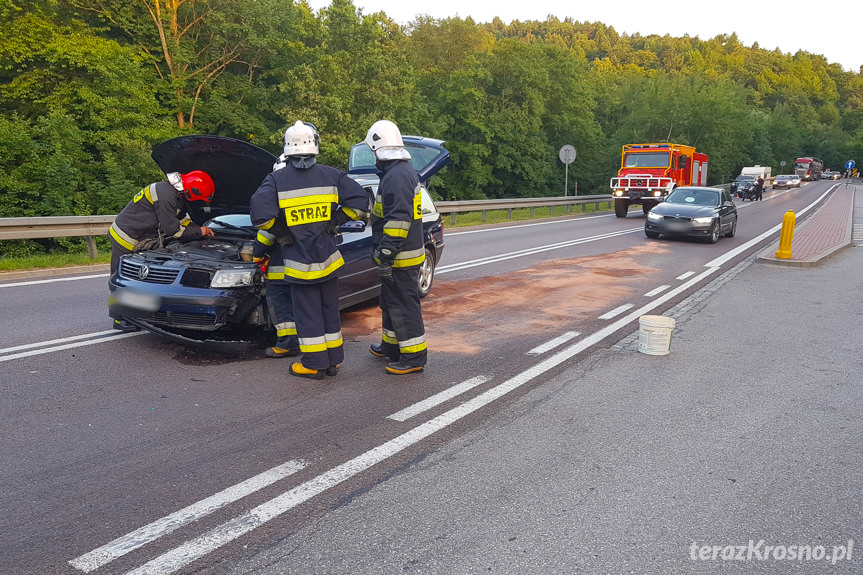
<box><xmin>306</xmin><ymin>0</ymin><xmax>863</xmax><ymax>72</ymax></box>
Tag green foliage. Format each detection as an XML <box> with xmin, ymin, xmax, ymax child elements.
<box><xmin>1</xmin><ymin>1</ymin><xmax>861</xmax><ymax>222</ymax></box>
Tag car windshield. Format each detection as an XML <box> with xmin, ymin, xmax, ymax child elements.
<box><xmin>736</xmin><ymin>175</ymin><xmax>755</xmax><ymax>181</ymax></box>
<box><xmin>623</xmin><ymin>152</ymin><xmax>670</xmax><ymax>168</ymax></box>
<box><xmin>666</xmin><ymin>189</ymin><xmax>719</xmax><ymax>206</ymax></box>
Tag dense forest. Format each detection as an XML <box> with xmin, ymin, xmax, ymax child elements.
<box><xmin>2</xmin><ymin>0</ymin><xmax>861</xmax><ymax>227</ymax></box>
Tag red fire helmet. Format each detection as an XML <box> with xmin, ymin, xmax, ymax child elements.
<box><xmin>180</xmin><ymin>170</ymin><xmax>215</xmax><ymax>202</ymax></box>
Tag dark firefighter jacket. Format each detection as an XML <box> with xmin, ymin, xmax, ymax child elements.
<box><xmin>109</xmin><ymin>181</ymin><xmax>205</xmax><ymax>251</ymax></box>
<box><xmin>249</xmin><ymin>163</ymin><xmax>370</xmax><ymax>284</ymax></box>
<box><xmin>372</xmin><ymin>159</ymin><xmax>425</xmax><ymax>269</ymax></box>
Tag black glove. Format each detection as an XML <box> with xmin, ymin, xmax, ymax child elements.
<box><xmin>374</xmin><ymin>246</ymin><xmax>396</xmax><ymax>283</ymax></box>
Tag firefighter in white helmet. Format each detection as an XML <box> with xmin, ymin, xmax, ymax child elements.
<box><xmin>250</xmin><ymin>121</ymin><xmax>370</xmax><ymax>379</ymax></box>
<box><xmin>365</xmin><ymin>120</ymin><xmax>427</xmax><ymax>374</ymax></box>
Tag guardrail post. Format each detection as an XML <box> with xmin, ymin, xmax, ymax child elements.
<box><xmin>507</xmin><ymin>208</ymin><xmax>512</xmax><ymax>219</ymax></box>
<box><xmin>550</xmin><ymin>206</ymin><xmax>554</xmax><ymax>217</ymax></box>
<box><xmin>530</xmin><ymin>207</ymin><xmax>535</xmax><ymax>217</ymax></box>
<box><xmin>85</xmin><ymin>236</ymin><xmax>98</xmax><ymax>258</ymax></box>
<box><xmin>481</xmin><ymin>210</ymin><xmax>487</xmax><ymax>223</ymax></box>
<box><xmin>450</xmin><ymin>213</ymin><xmax>457</xmax><ymax>226</ymax></box>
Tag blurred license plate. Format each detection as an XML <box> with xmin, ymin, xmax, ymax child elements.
<box><xmin>666</xmin><ymin>221</ymin><xmax>689</xmax><ymax>231</ymax></box>
<box><xmin>115</xmin><ymin>288</ymin><xmax>161</xmax><ymax>311</ymax></box>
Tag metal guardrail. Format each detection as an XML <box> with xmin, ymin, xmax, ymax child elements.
<box><xmin>0</xmin><ymin>196</ymin><xmax>617</xmax><ymax>258</ymax></box>
<box><xmin>0</xmin><ymin>215</ymin><xmax>115</xmax><ymax>258</ymax></box>
<box><xmin>435</xmin><ymin>195</ymin><xmax>613</xmax><ymax>225</ymax></box>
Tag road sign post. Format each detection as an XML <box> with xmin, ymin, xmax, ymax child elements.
<box><xmin>559</xmin><ymin>145</ymin><xmax>576</xmax><ymax>197</ymax></box>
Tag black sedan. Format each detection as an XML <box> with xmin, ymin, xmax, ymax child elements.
<box><xmin>108</xmin><ymin>134</ymin><xmax>449</xmax><ymax>354</ymax></box>
<box><xmin>644</xmin><ymin>186</ymin><xmax>738</xmax><ymax>243</ymax></box>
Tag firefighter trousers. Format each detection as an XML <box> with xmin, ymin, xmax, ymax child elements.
<box><xmin>266</xmin><ymin>282</ymin><xmax>298</xmax><ymax>350</ymax></box>
<box><xmin>291</xmin><ymin>278</ymin><xmax>343</xmax><ymax>370</ymax></box>
<box><xmin>378</xmin><ymin>267</ymin><xmax>427</xmax><ymax>367</ymax></box>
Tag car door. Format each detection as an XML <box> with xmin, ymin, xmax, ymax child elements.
<box><xmin>719</xmin><ymin>190</ymin><xmax>736</xmax><ymax>229</ymax></box>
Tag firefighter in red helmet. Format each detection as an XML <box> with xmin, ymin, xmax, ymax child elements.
<box><xmin>108</xmin><ymin>170</ymin><xmax>216</xmax><ymax>330</ymax></box>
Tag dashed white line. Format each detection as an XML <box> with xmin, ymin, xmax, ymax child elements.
<box><xmin>69</xmin><ymin>460</ymin><xmax>308</xmax><ymax>573</ymax></box>
<box><xmin>526</xmin><ymin>331</ymin><xmax>581</xmax><ymax>355</ymax></box>
<box><xmin>643</xmin><ymin>285</ymin><xmax>671</xmax><ymax>297</ymax></box>
<box><xmin>388</xmin><ymin>376</ymin><xmax>490</xmax><ymax>422</ymax></box>
<box><xmin>676</xmin><ymin>271</ymin><xmax>696</xmax><ymax>280</ymax></box>
<box><xmin>598</xmin><ymin>304</ymin><xmax>634</xmax><ymax>320</ymax></box>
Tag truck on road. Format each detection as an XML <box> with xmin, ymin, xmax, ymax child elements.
<box><xmin>610</xmin><ymin>143</ymin><xmax>709</xmax><ymax>218</ymax></box>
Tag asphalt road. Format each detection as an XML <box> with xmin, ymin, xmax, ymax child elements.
<box><xmin>1</xmin><ymin>180</ymin><xmax>855</xmax><ymax>575</ymax></box>
<box><xmin>222</xmin><ymin>238</ymin><xmax>863</xmax><ymax>575</ymax></box>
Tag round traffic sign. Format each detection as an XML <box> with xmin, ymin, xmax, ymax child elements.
<box><xmin>559</xmin><ymin>145</ymin><xmax>576</xmax><ymax>165</ymax></box>
<box><xmin>780</xmin><ymin>160</ymin><xmax>786</xmax><ymax>167</ymax></box>
<box><xmin>846</xmin><ymin>160</ymin><xmax>856</xmax><ymax>170</ymax></box>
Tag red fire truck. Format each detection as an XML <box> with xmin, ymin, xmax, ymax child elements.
<box><xmin>609</xmin><ymin>143</ymin><xmax>709</xmax><ymax>217</ymax></box>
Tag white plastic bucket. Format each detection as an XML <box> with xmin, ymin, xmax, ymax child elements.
<box><xmin>637</xmin><ymin>315</ymin><xmax>676</xmax><ymax>355</ymax></box>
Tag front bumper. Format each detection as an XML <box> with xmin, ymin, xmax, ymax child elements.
<box><xmin>645</xmin><ymin>219</ymin><xmax>714</xmax><ymax>238</ymax></box>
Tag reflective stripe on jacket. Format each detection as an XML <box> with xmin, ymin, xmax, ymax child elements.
<box><xmin>249</xmin><ymin>163</ymin><xmax>370</xmax><ymax>284</ymax></box>
<box><xmin>110</xmin><ymin>181</ymin><xmax>202</xmax><ymax>248</ymax></box>
<box><xmin>372</xmin><ymin>160</ymin><xmax>425</xmax><ymax>269</ymax></box>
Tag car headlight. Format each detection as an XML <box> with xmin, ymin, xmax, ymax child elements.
<box><xmin>647</xmin><ymin>212</ymin><xmax>663</xmax><ymax>221</ymax></box>
<box><xmin>614</xmin><ymin>190</ymin><xmax>624</xmax><ymax>196</ymax></box>
<box><xmin>211</xmin><ymin>269</ymin><xmax>255</xmax><ymax>288</ymax></box>
<box><xmin>692</xmin><ymin>217</ymin><xmax>713</xmax><ymax>225</ymax></box>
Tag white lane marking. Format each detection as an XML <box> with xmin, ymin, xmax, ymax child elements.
<box><xmin>445</xmin><ymin>213</ymin><xmax>614</xmax><ymax>236</ymax></box>
<box><xmin>643</xmin><ymin>285</ymin><xmax>671</xmax><ymax>297</ymax></box>
<box><xmin>0</xmin><ymin>331</ymin><xmax>144</xmax><ymax>362</ymax></box>
<box><xmin>598</xmin><ymin>304</ymin><xmax>634</xmax><ymax>320</ymax></box>
<box><xmin>438</xmin><ymin>227</ymin><xmax>642</xmax><ymax>275</ymax></box>
<box><xmin>0</xmin><ymin>273</ymin><xmax>108</xmax><ymax>288</ymax></box>
<box><xmin>70</xmin><ymin>460</ymin><xmax>308</xmax><ymax>573</ymax></box>
<box><xmin>706</xmin><ymin>186</ymin><xmax>837</xmax><ymax>268</ymax></box>
<box><xmin>116</xmin><ymin>265</ymin><xmax>721</xmax><ymax>575</ymax></box>
<box><xmin>676</xmin><ymin>271</ymin><xmax>695</xmax><ymax>280</ymax></box>
<box><xmin>387</xmin><ymin>376</ymin><xmax>490</xmax><ymax>422</ymax></box>
<box><xmin>526</xmin><ymin>331</ymin><xmax>581</xmax><ymax>355</ymax></box>
<box><xmin>0</xmin><ymin>330</ymin><xmax>119</xmax><ymax>355</ymax></box>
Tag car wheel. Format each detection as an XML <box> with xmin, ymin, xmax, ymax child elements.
<box><xmin>417</xmin><ymin>247</ymin><xmax>435</xmax><ymax>298</ymax></box>
<box><xmin>725</xmin><ymin>218</ymin><xmax>737</xmax><ymax>238</ymax></box>
<box><xmin>708</xmin><ymin>221</ymin><xmax>720</xmax><ymax>244</ymax></box>
<box><xmin>614</xmin><ymin>199</ymin><xmax>629</xmax><ymax>218</ymax></box>
<box><xmin>645</xmin><ymin>230</ymin><xmax>660</xmax><ymax>239</ymax></box>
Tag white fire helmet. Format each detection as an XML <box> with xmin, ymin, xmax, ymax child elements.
<box><xmin>283</xmin><ymin>121</ymin><xmax>320</xmax><ymax>156</ymax></box>
<box><xmin>365</xmin><ymin>120</ymin><xmax>411</xmax><ymax>161</ymax></box>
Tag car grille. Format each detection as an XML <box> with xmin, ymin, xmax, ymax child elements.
<box><xmin>663</xmin><ymin>216</ymin><xmax>692</xmax><ymax>222</ymax></box>
<box><xmin>150</xmin><ymin>311</ymin><xmax>221</xmax><ymax>329</ymax></box>
<box><xmin>120</xmin><ymin>260</ymin><xmax>179</xmax><ymax>284</ymax></box>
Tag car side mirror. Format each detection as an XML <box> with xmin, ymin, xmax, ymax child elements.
<box><xmin>337</xmin><ymin>220</ymin><xmax>366</xmax><ymax>233</ymax></box>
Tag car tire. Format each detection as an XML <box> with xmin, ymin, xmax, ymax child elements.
<box><xmin>708</xmin><ymin>221</ymin><xmax>720</xmax><ymax>244</ymax></box>
<box><xmin>725</xmin><ymin>218</ymin><xmax>737</xmax><ymax>238</ymax></box>
<box><xmin>614</xmin><ymin>199</ymin><xmax>629</xmax><ymax>218</ymax></box>
<box><xmin>418</xmin><ymin>247</ymin><xmax>435</xmax><ymax>298</ymax></box>
<box><xmin>645</xmin><ymin>230</ymin><xmax>660</xmax><ymax>239</ymax></box>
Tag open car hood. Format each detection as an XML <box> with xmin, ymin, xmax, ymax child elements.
<box><xmin>151</xmin><ymin>135</ymin><xmax>277</xmax><ymax>220</ymax></box>
<box><xmin>348</xmin><ymin>136</ymin><xmax>450</xmax><ymax>182</ymax></box>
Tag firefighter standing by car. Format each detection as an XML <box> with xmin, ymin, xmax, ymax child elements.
<box><xmin>250</xmin><ymin>121</ymin><xmax>369</xmax><ymax>380</ymax></box>
<box><xmin>364</xmin><ymin>120</ymin><xmax>428</xmax><ymax>375</ymax></box>
<box><xmin>108</xmin><ymin>170</ymin><xmax>216</xmax><ymax>330</ymax></box>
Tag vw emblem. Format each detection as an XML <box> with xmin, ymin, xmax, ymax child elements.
<box><xmin>138</xmin><ymin>265</ymin><xmax>150</xmax><ymax>280</ymax></box>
